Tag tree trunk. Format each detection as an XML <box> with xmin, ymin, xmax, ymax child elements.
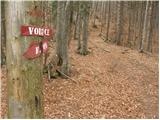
<box><xmin>127</xmin><ymin>2</ymin><xmax>131</xmax><ymax>47</ymax></box>
<box><xmin>5</xmin><ymin>1</ymin><xmax>44</xmax><ymax>118</ymax></box>
<box><xmin>73</xmin><ymin>11</ymin><xmax>78</xmax><ymax>40</ymax></box>
<box><xmin>133</xmin><ymin>2</ymin><xmax>138</xmax><ymax>47</ymax></box>
<box><xmin>138</xmin><ymin>1</ymin><xmax>145</xmax><ymax>50</ymax></box>
<box><xmin>100</xmin><ymin>2</ymin><xmax>105</xmax><ymax>34</ymax></box>
<box><xmin>105</xmin><ymin>1</ymin><xmax>111</xmax><ymax>41</ymax></box>
<box><xmin>77</xmin><ymin>2</ymin><xmax>82</xmax><ymax>50</ymax></box>
<box><xmin>67</xmin><ymin>1</ymin><xmax>73</xmax><ymax>47</ymax></box>
<box><xmin>116</xmin><ymin>1</ymin><xmax>123</xmax><ymax>45</ymax></box>
<box><xmin>56</xmin><ymin>1</ymin><xmax>70</xmax><ymax>76</ymax></box>
<box><xmin>1</xmin><ymin>1</ymin><xmax>6</xmax><ymax>65</ymax></box>
<box><xmin>146</xmin><ymin>1</ymin><xmax>153</xmax><ymax>52</ymax></box>
<box><xmin>92</xmin><ymin>1</ymin><xmax>98</xmax><ymax>27</ymax></box>
<box><xmin>139</xmin><ymin>1</ymin><xmax>149</xmax><ymax>52</ymax></box>
<box><xmin>80</xmin><ymin>2</ymin><xmax>90</xmax><ymax>55</ymax></box>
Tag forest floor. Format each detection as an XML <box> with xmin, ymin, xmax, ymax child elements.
<box><xmin>1</xmin><ymin>26</ymin><xmax>159</xmax><ymax>119</ymax></box>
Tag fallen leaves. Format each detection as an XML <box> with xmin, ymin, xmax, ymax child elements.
<box><xmin>1</xmin><ymin>25</ymin><xmax>159</xmax><ymax>119</ymax></box>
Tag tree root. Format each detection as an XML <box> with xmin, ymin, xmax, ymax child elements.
<box><xmin>57</xmin><ymin>70</ymin><xmax>77</xmax><ymax>84</ymax></box>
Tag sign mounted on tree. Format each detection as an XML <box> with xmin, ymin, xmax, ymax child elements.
<box><xmin>21</xmin><ymin>25</ymin><xmax>53</xmax><ymax>37</ymax></box>
<box><xmin>23</xmin><ymin>40</ymin><xmax>48</xmax><ymax>59</ymax></box>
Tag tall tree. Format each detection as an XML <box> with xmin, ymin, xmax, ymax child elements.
<box><xmin>80</xmin><ymin>2</ymin><xmax>90</xmax><ymax>55</ymax></box>
<box><xmin>56</xmin><ymin>1</ymin><xmax>70</xmax><ymax>76</ymax></box>
<box><xmin>92</xmin><ymin>1</ymin><xmax>98</xmax><ymax>27</ymax></box>
<box><xmin>116</xmin><ymin>1</ymin><xmax>123</xmax><ymax>45</ymax></box>
<box><xmin>146</xmin><ymin>1</ymin><xmax>153</xmax><ymax>52</ymax></box>
<box><xmin>139</xmin><ymin>1</ymin><xmax>149</xmax><ymax>52</ymax></box>
<box><xmin>138</xmin><ymin>1</ymin><xmax>145</xmax><ymax>50</ymax></box>
<box><xmin>76</xmin><ymin>2</ymin><xmax>82</xmax><ymax>50</ymax></box>
<box><xmin>1</xmin><ymin>1</ymin><xmax>6</xmax><ymax>65</ymax></box>
<box><xmin>105</xmin><ymin>1</ymin><xmax>111</xmax><ymax>41</ymax></box>
<box><xmin>5</xmin><ymin>1</ymin><xmax>44</xmax><ymax>118</ymax></box>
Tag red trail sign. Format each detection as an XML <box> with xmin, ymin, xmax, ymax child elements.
<box><xmin>23</xmin><ymin>40</ymin><xmax>48</xmax><ymax>59</ymax></box>
<box><xmin>21</xmin><ymin>25</ymin><xmax>53</xmax><ymax>37</ymax></box>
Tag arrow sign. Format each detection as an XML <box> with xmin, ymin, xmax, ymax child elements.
<box><xmin>21</xmin><ymin>25</ymin><xmax>53</xmax><ymax>37</ymax></box>
<box><xmin>23</xmin><ymin>40</ymin><xmax>48</xmax><ymax>59</ymax></box>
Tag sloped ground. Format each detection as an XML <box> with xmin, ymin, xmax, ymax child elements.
<box><xmin>43</xmin><ymin>28</ymin><xmax>159</xmax><ymax>118</ymax></box>
<box><xmin>1</xmin><ymin>27</ymin><xmax>159</xmax><ymax>118</ymax></box>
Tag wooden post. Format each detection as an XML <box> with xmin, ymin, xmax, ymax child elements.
<box><xmin>5</xmin><ymin>1</ymin><xmax>43</xmax><ymax>118</ymax></box>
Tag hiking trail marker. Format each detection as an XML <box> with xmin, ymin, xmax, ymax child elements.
<box><xmin>21</xmin><ymin>25</ymin><xmax>55</xmax><ymax>59</ymax></box>
<box><xmin>23</xmin><ymin>40</ymin><xmax>48</xmax><ymax>59</ymax></box>
<box><xmin>21</xmin><ymin>25</ymin><xmax>53</xmax><ymax>37</ymax></box>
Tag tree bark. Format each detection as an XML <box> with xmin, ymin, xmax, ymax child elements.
<box><xmin>1</xmin><ymin>1</ymin><xmax>6</xmax><ymax>65</ymax></box>
<box><xmin>106</xmin><ymin>1</ymin><xmax>111</xmax><ymax>41</ymax></box>
<box><xmin>56</xmin><ymin>1</ymin><xmax>70</xmax><ymax>76</ymax></box>
<box><xmin>92</xmin><ymin>1</ymin><xmax>98</xmax><ymax>27</ymax></box>
<box><xmin>146</xmin><ymin>2</ymin><xmax>153</xmax><ymax>52</ymax></box>
<box><xmin>127</xmin><ymin>2</ymin><xmax>132</xmax><ymax>47</ymax></box>
<box><xmin>116</xmin><ymin>1</ymin><xmax>123</xmax><ymax>45</ymax></box>
<box><xmin>5</xmin><ymin>1</ymin><xmax>44</xmax><ymax>118</ymax></box>
<box><xmin>77</xmin><ymin>2</ymin><xmax>82</xmax><ymax>50</ymax></box>
<box><xmin>139</xmin><ymin>1</ymin><xmax>149</xmax><ymax>52</ymax></box>
<box><xmin>80</xmin><ymin>2</ymin><xmax>90</xmax><ymax>55</ymax></box>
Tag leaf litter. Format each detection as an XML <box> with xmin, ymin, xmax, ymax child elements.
<box><xmin>1</xmin><ymin>26</ymin><xmax>159</xmax><ymax>119</ymax></box>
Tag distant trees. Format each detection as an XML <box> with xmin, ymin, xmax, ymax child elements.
<box><xmin>40</xmin><ymin>1</ymin><xmax>159</xmax><ymax>80</ymax></box>
<box><xmin>76</xmin><ymin>2</ymin><xmax>91</xmax><ymax>55</ymax></box>
<box><xmin>90</xmin><ymin>1</ymin><xmax>158</xmax><ymax>54</ymax></box>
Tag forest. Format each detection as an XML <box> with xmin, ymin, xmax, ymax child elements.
<box><xmin>0</xmin><ymin>0</ymin><xmax>159</xmax><ymax>119</ymax></box>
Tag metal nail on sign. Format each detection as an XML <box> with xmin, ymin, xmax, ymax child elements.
<box><xmin>21</xmin><ymin>25</ymin><xmax>53</xmax><ymax>37</ymax></box>
<box><xmin>23</xmin><ymin>40</ymin><xmax>48</xmax><ymax>59</ymax></box>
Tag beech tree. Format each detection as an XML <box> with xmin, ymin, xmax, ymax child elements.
<box><xmin>76</xmin><ymin>2</ymin><xmax>82</xmax><ymax>50</ymax></box>
<box><xmin>105</xmin><ymin>1</ymin><xmax>111</xmax><ymax>41</ymax></box>
<box><xmin>146</xmin><ymin>1</ymin><xmax>153</xmax><ymax>52</ymax></box>
<box><xmin>139</xmin><ymin>1</ymin><xmax>149</xmax><ymax>52</ymax></box>
<box><xmin>116</xmin><ymin>1</ymin><xmax>123</xmax><ymax>45</ymax></box>
<box><xmin>79</xmin><ymin>2</ymin><xmax>90</xmax><ymax>55</ymax></box>
<box><xmin>56</xmin><ymin>1</ymin><xmax>71</xmax><ymax>76</ymax></box>
<box><xmin>5</xmin><ymin>1</ymin><xmax>43</xmax><ymax>118</ymax></box>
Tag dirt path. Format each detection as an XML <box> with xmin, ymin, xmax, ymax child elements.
<box><xmin>43</xmin><ymin>28</ymin><xmax>158</xmax><ymax>118</ymax></box>
<box><xmin>1</xmin><ymin>27</ymin><xmax>159</xmax><ymax>118</ymax></box>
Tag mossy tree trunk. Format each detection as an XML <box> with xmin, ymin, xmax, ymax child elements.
<box><xmin>5</xmin><ymin>1</ymin><xmax>43</xmax><ymax>118</ymax></box>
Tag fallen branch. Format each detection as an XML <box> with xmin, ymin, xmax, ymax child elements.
<box><xmin>57</xmin><ymin>70</ymin><xmax>77</xmax><ymax>84</ymax></box>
